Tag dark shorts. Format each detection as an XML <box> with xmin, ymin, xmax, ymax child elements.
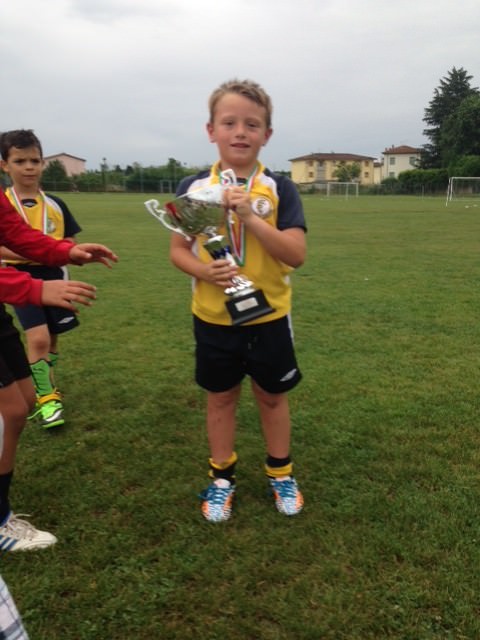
<box><xmin>0</xmin><ymin>306</ymin><xmax>30</xmax><ymax>388</ymax></box>
<box><xmin>12</xmin><ymin>265</ymin><xmax>79</xmax><ymax>334</ymax></box>
<box><xmin>194</xmin><ymin>315</ymin><xmax>302</xmax><ymax>394</ymax></box>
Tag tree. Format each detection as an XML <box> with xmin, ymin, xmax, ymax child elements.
<box><xmin>332</xmin><ymin>161</ymin><xmax>361</xmax><ymax>182</ymax></box>
<box><xmin>422</xmin><ymin>67</ymin><xmax>479</xmax><ymax>168</ymax></box>
<box><xmin>439</xmin><ymin>94</ymin><xmax>480</xmax><ymax>165</ymax></box>
<box><xmin>449</xmin><ymin>155</ymin><xmax>480</xmax><ymax>177</ymax></box>
<box><xmin>41</xmin><ymin>159</ymin><xmax>72</xmax><ymax>191</ymax></box>
<box><xmin>74</xmin><ymin>171</ymin><xmax>104</xmax><ymax>192</ymax></box>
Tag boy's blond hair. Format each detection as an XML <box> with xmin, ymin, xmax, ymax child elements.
<box><xmin>208</xmin><ymin>79</ymin><xmax>273</xmax><ymax>129</ymax></box>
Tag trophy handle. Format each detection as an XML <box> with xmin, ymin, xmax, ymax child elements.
<box><xmin>220</xmin><ymin>169</ymin><xmax>237</xmax><ymax>186</ymax></box>
<box><xmin>144</xmin><ymin>199</ymin><xmax>192</xmax><ymax>239</ymax></box>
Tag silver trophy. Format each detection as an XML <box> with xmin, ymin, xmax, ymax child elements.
<box><xmin>144</xmin><ymin>170</ymin><xmax>275</xmax><ymax>325</ymax></box>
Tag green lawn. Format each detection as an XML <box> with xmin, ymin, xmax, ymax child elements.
<box><xmin>3</xmin><ymin>193</ymin><xmax>480</xmax><ymax>639</ymax></box>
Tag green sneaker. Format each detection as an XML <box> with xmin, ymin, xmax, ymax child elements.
<box><xmin>27</xmin><ymin>402</ymin><xmax>42</xmax><ymax>421</ymax></box>
<box><xmin>39</xmin><ymin>397</ymin><xmax>65</xmax><ymax>429</ymax></box>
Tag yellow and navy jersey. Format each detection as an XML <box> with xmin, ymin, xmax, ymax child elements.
<box><xmin>3</xmin><ymin>188</ymin><xmax>81</xmax><ymax>266</ymax></box>
<box><xmin>176</xmin><ymin>161</ymin><xmax>306</xmax><ymax>326</ymax></box>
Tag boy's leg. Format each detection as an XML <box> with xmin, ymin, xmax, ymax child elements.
<box><xmin>26</xmin><ymin>326</ymin><xmax>63</xmax><ymax>429</ymax></box>
<box><xmin>251</xmin><ymin>383</ymin><xmax>291</xmax><ymax>458</ymax></box>
<box><xmin>0</xmin><ymin>379</ymin><xmax>57</xmax><ymax>551</ymax></box>
<box><xmin>252</xmin><ymin>382</ymin><xmax>303</xmax><ymax>516</ymax></box>
<box><xmin>206</xmin><ymin>386</ymin><xmax>241</xmax><ymax>463</ymax></box>
<box><xmin>48</xmin><ymin>332</ymin><xmax>59</xmax><ymax>388</ymax></box>
<box><xmin>200</xmin><ymin>387</ymin><xmax>240</xmax><ymax>523</ymax></box>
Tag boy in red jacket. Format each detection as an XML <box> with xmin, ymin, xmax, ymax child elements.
<box><xmin>0</xmin><ymin>188</ymin><xmax>117</xmax><ymax>551</ymax></box>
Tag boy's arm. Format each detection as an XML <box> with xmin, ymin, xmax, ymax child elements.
<box><xmin>0</xmin><ymin>191</ymin><xmax>117</xmax><ymax>267</ymax></box>
<box><xmin>224</xmin><ymin>187</ymin><xmax>306</xmax><ymax>268</ymax></box>
<box><xmin>0</xmin><ymin>266</ymin><xmax>97</xmax><ymax>311</ymax></box>
<box><xmin>0</xmin><ymin>190</ymin><xmax>74</xmax><ymax>264</ymax></box>
<box><xmin>0</xmin><ymin>246</ymin><xmax>24</xmax><ymax>261</ymax></box>
<box><xmin>170</xmin><ymin>234</ymin><xmax>238</xmax><ymax>289</ymax></box>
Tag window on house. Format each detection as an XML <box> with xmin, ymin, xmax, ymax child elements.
<box><xmin>389</xmin><ymin>172</ymin><xmax>395</xmax><ymax>178</ymax></box>
<box><xmin>389</xmin><ymin>157</ymin><xmax>396</xmax><ymax>165</ymax></box>
<box><xmin>364</xmin><ymin>172</ymin><xmax>369</xmax><ymax>178</ymax></box>
<box><xmin>308</xmin><ymin>171</ymin><xmax>314</xmax><ymax>178</ymax></box>
<box><xmin>409</xmin><ymin>156</ymin><xmax>416</xmax><ymax>166</ymax></box>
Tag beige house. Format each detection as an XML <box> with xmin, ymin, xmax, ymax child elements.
<box><xmin>44</xmin><ymin>153</ymin><xmax>86</xmax><ymax>176</ymax></box>
<box><xmin>289</xmin><ymin>153</ymin><xmax>376</xmax><ymax>187</ymax></box>
<box><xmin>381</xmin><ymin>145</ymin><xmax>421</xmax><ymax>180</ymax></box>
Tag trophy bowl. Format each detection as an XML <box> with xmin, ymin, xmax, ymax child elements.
<box><xmin>145</xmin><ymin>183</ymin><xmax>226</xmax><ymax>240</ymax></box>
<box><xmin>144</xmin><ymin>171</ymin><xmax>275</xmax><ymax>325</ymax></box>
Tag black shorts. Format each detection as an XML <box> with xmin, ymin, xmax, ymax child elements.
<box><xmin>194</xmin><ymin>315</ymin><xmax>302</xmax><ymax>394</ymax></box>
<box><xmin>0</xmin><ymin>306</ymin><xmax>30</xmax><ymax>388</ymax></box>
<box><xmin>12</xmin><ymin>265</ymin><xmax>79</xmax><ymax>334</ymax></box>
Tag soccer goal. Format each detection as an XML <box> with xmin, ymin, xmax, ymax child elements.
<box><xmin>445</xmin><ymin>177</ymin><xmax>480</xmax><ymax>206</ymax></box>
<box><xmin>326</xmin><ymin>181</ymin><xmax>359</xmax><ymax>199</ymax></box>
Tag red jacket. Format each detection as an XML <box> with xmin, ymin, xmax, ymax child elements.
<box><xmin>0</xmin><ymin>190</ymin><xmax>74</xmax><ymax>306</ymax></box>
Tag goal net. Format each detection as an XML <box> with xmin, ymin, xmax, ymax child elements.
<box><xmin>326</xmin><ymin>181</ymin><xmax>359</xmax><ymax>198</ymax></box>
<box><xmin>446</xmin><ymin>177</ymin><xmax>480</xmax><ymax>206</ymax></box>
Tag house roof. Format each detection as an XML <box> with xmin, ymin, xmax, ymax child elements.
<box><xmin>44</xmin><ymin>153</ymin><xmax>86</xmax><ymax>162</ymax></box>
<box><xmin>289</xmin><ymin>152</ymin><xmax>375</xmax><ymax>162</ymax></box>
<box><xmin>382</xmin><ymin>145</ymin><xmax>421</xmax><ymax>155</ymax></box>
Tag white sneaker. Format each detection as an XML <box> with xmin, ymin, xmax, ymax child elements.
<box><xmin>0</xmin><ymin>513</ymin><xmax>57</xmax><ymax>551</ymax></box>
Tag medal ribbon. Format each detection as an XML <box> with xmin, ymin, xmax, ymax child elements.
<box><xmin>219</xmin><ymin>163</ymin><xmax>258</xmax><ymax>267</ymax></box>
<box><xmin>9</xmin><ymin>187</ymin><xmax>48</xmax><ymax>234</ymax></box>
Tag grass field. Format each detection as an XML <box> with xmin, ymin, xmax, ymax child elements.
<box><xmin>3</xmin><ymin>193</ymin><xmax>480</xmax><ymax>639</ymax></box>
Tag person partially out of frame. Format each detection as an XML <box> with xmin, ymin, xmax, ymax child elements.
<box><xmin>0</xmin><ymin>186</ymin><xmax>117</xmax><ymax>551</ymax></box>
<box><xmin>0</xmin><ymin>129</ymin><xmax>84</xmax><ymax>429</ymax></box>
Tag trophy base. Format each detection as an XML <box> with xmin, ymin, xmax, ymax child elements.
<box><xmin>226</xmin><ymin>290</ymin><xmax>275</xmax><ymax>326</ymax></box>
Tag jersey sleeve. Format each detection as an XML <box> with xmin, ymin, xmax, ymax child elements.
<box><xmin>176</xmin><ymin>174</ymin><xmax>200</xmax><ymax>198</ymax></box>
<box><xmin>48</xmin><ymin>194</ymin><xmax>82</xmax><ymax>237</ymax></box>
<box><xmin>276</xmin><ymin>176</ymin><xmax>307</xmax><ymax>232</ymax></box>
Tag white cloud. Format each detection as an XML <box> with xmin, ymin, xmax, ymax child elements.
<box><xmin>1</xmin><ymin>0</ymin><xmax>479</xmax><ymax>170</ymax></box>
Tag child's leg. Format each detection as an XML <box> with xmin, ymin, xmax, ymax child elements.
<box><xmin>206</xmin><ymin>385</ymin><xmax>241</xmax><ymax>464</ymax></box>
<box><xmin>0</xmin><ymin>377</ymin><xmax>57</xmax><ymax>549</ymax></box>
<box><xmin>23</xmin><ymin>325</ymin><xmax>51</xmax><ymax>365</ymax></box>
<box><xmin>0</xmin><ymin>378</ymin><xmax>35</xmax><ymax>524</ymax></box>
<box><xmin>251</xmin><ymin>382</ymin><xmax>291</xmax><ymax>459</ymax></box>
<box><xmin>251</xmin><ymin>380</ymin><xmax>303</xmax><ymax>516</ymax></box>
<box><xmin>25</xmin><ymin>327</ymin><xmax>64</xmax><ymax>428</ymax></box>
<box><xmin>200</xmin><ymin>386</ymin><xmax>240</xmax><ymax>523</ymax></box>
<box><xmin>0</xmin><ymin>378</ymin><xmax>34</xmax><ymax>475</ymax></box>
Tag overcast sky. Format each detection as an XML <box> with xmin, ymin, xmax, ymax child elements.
<box><xmin>1</xmin><ymin>0</ymin><xmax>479</xmax><ymax>172</ymax></box>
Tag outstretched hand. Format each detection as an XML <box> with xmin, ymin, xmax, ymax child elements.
<box><xmin>41</xmin><ymin>280</ymin><xmax>98</xmax><ymax>312</ymax></box>
<box><xmin>69</xmin><ymin>243</ymin><xmax>118</xmax><ymax>268</ymax></box>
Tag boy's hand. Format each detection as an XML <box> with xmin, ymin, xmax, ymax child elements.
<box><xmin>223</xmin><ymin>187</ymin><xmax>253</xmax><ymax>221</ymax></box>
<box><xmin>204</xmin><ymin>258</ymin><xmax>238</xmax><ymax>288</ymax></box>
<box><xmin>69</xmin><ymin>243</ymin><xmax>118</xmax><ymax>268</ymax></box>
<box><xmin>41</xmin><ymin>280</ymin><xmax>97</xmax><ymax>312</ymax></box>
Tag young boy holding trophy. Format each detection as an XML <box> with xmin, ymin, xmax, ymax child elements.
<box><xmin>169</xmin><ymin>79</ymin><xmax>307</xmax><ymax>522</ymax></box>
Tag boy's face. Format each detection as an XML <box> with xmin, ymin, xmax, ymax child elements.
<box><xmin>206</xmin><ymin>92</ymin><xmax>272</xmax><ymax>176</ymax></box>
<box><xmin>1</xmin><ymin>145</ymin><xmax>43</xmax><ymax>192</ymax></box>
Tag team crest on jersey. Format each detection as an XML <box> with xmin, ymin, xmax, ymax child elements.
<box><xmin>251</xmin><ymin>197</ymin><xmax>272</xmax><ymax>219</ymax></box>
<box><xmin>47</xmin><ymin>219</ymin><xmax>57</xmax><ymax>233</ymax></box>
